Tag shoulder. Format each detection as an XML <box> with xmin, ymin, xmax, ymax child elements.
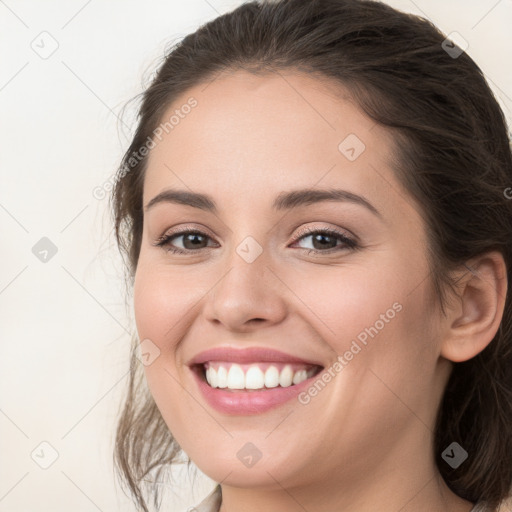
<box><xmin>498</xmin><ymin>497</ymin><xmax>512</xmax><ymax>511</ymax></box>
<box><xmin>192</xmin><ymin>484</ymin><xmax>222</xmax><ymax>512</ymax></box>
<box><xmin>472</xmin><ymin>497</ymin><xmax>512</xmax><ymax>512</ymax></box>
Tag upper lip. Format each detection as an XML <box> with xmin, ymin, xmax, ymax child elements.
<box><xmin>188</xmin><ymin>346</ymin><xmax>324</xmax><ymax>367</ymax></box>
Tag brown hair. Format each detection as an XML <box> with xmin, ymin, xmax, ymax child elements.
<box><xmin>110</xmin><ymin>1</ymin><xmax>512</xmax><ymax>510</ymax></box>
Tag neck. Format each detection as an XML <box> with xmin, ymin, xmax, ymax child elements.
<box><xmin>218</xmin><ymin>428</ymin><xmax>475</xmax><ymax>512</ymax></box>
<box><xmin>218</xmin><ymin>473</ymin><xmax>474</xmax><ymax>512</ymax></box>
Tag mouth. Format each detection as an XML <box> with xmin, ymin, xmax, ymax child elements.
<box><xmin>191</xmin><ymin>361</ymin><xmax>324</xmax><ymax>392</ymax></box>
<box><xmin>187</xmin><ymin>346</ymin><xmax>325</xmax><ymax>414</ymax></box>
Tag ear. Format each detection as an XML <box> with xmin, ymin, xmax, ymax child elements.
<box><xmin>440</xmin><ymin>251</ymin><xmax>508</xmax><ymax>363</ymax></box>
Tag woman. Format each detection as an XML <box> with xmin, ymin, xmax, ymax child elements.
<box><xmin>111</xmin><ymin>0</ymin><xmax>512</xmax><ymax>510</ymax></box>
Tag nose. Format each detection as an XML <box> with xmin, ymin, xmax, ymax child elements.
<box><xmin>203</xmin><ymin>245</ymin><xmax>288</xmax><ymax>333</ymax></box>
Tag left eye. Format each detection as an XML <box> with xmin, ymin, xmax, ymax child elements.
<box><xmin>291</xmin><ymin>228</ymin><xmax>357</xmax><ymax>252</ymax></box>
<box><xmin>154</xmin><ymin>228</ymin><xmax>357</xmax><ymax>254</ymax></box>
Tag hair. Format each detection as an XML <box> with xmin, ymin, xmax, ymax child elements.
<box><xmin>110</xmin><ymin>0</ymin><xmax>512</xmax><ymax>510</ymax></box>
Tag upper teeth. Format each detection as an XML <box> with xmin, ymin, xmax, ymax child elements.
<box><xmin>204</xmin><ymin>363</ymin><xmax>316</xmax><ymax>390</ymax></box>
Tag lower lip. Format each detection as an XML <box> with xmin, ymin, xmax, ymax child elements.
<box><xmin>190</xmin><ymin>366</ymin><xmax>322</xmax><ymax>415</ymax></box>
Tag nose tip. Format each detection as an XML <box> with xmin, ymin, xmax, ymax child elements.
<box><xmin>204</xmin><ymin>261</ymin><xmax>288</xmax><ymax>332</ymax></box>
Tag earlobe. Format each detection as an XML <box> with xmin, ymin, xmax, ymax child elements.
<box><xmin>440</xmin><ymin>251</ymin><xmax>508</xmax><ymax>363</ymax></box>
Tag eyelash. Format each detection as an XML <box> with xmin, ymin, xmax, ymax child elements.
<box><xmin>154</xmin><ymin>226</ymin><xmax>358</xmax><ymax>256</ymax></box>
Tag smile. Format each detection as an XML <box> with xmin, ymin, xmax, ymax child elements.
<box><xmin>203</xmin><ymin>361</ymin><xmax>321</xmax><ymax>391</ymax></box>
<box><xmin>188</xmin><ymin>346</ymin><xmax>325</xmax><ymax>414</ymax></box>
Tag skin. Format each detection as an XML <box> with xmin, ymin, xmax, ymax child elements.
<box><xmin>133</xmin><ymin>70</ymin><xmax>507</xmax><ymax>512</ymax></box>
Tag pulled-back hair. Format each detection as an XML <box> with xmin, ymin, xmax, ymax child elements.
<box><xmin>110</xmin><ymin>1</ymin><xmax>512</xmax><ymax>510</ymax></box>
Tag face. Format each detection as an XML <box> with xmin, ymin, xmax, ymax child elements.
<box><xmin>133</xmin><ymin>70</ymin><xmax>451</xmax><ymax>491</ymax></box>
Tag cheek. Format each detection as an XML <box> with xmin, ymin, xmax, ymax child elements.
<box><xmin>133</xmin><ymin>259</ymin><xmax>210</xmax><ymax>345</ymax></box>
<box><xmin>132</xmin><ymin>260</ymin><xmax>195</xmax><ymax>409</ymax></box>
<box><xmin>133</xmin><ymin>265</ymin><xmax>178</xmax><ymax>341</ymax></box>
<box><xmin>283</xmin><ymin>251</ymin><xmax>437</xmax><ymax>375</ymax></box>
<box><xmin>132</xmin><ymin>260</ymin><xmax>199</xmax><ymax>437</ymax></box>
<box><xmin>280</xmin><ymin>258</ymin><xmax>407</xmax><ymax>352</ymax></box>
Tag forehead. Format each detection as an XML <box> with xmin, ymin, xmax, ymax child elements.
<box><xmin>143</xmin><ymin>70</ymin><xmax>401</xmax><ymax>214</ymax></box>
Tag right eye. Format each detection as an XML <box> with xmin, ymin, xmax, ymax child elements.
<box><xmin>154</xmin><ymin>229</ymin><xmax>219</xmax><ymax>254</ymax></box>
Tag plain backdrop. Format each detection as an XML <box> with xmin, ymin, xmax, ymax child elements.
<box><xmin>1</xmin><ymin>0</ymin><xmax>511</xmax><ymax>511</ymax></box>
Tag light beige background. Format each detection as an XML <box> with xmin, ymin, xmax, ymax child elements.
<box><xmin>1</xmin><ymin>0</ymin><xmax>511</xmax><ymax>510</ymax></box>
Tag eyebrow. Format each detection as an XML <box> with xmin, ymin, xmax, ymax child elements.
<box><xmin>144</xmin><ymin>187</ymin><xmax>382</xmax><ymax>218</ymax></box>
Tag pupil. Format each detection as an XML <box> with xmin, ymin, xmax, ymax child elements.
<box><xmin>313</xmin><ymin>234</ymin><xmax>336</xmax><ymax>250</ymax></box>
<box><xmin>184</xmin><ymin>233</ymin><xmax>206</xmax><ymax>249</ymax></box>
